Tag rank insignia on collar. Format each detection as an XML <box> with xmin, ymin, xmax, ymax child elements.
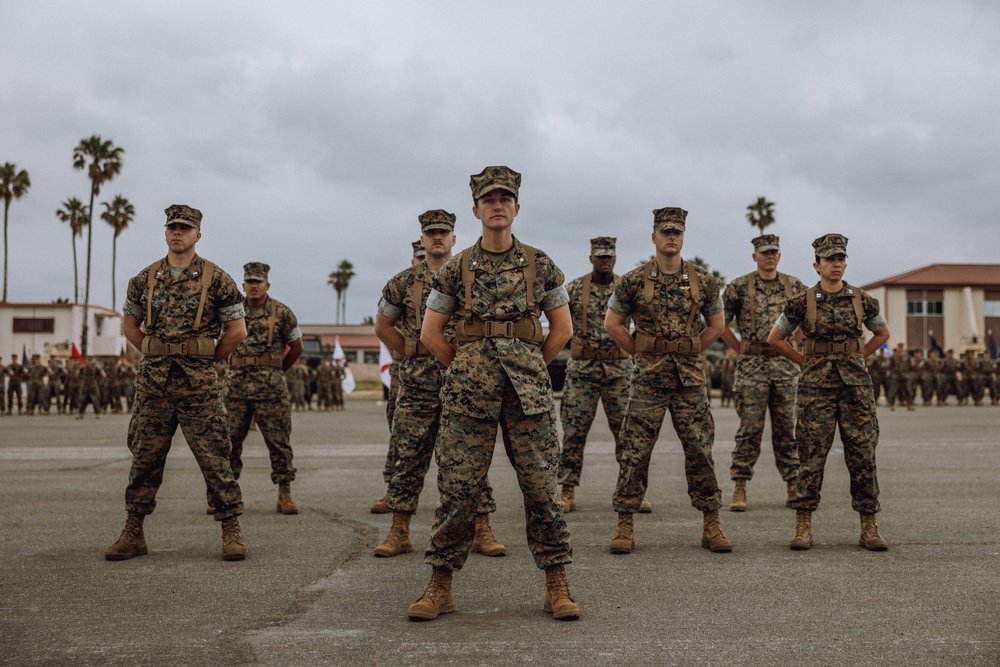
<box><xmin>847</xmin><ymin>288</ymin><xmax>854</xmax><ymax>296</ymax></box>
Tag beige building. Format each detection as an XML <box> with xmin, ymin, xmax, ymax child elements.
<box><xmin>0</xmin><ymin>301</ymin><xmax>126</xmax><ymax>361</ymax></box>
<box><xmin>862</xmin><ymin>264</ymin><xmax>1000</xmax><ymax>352</ymax></box>
<box><xmin>298</xmin><ymin>323</ymin><xmax>382</xmax><ymax>383</ymax></box>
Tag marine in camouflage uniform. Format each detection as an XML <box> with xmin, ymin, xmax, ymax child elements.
<box><xmin>315</xmin><ymin>358</ymin><xmax>335</xmax><ymax>410</ymax></box>
<box><xmin>606</xmin><ymin>207</ymin><xmax>731</xmax><ymax>555</ymax></box>
<box><xmin>285</xmin><ymin>361</ymin><xmax>308</xmax><ymax>411</ymax></box>
<box><xmin>374</xmin><ymin>210</ymin><xmax>503</xmax><ymax>559</ymax></box>
<box><xmin>47</xmin><ymin>358</ymin><xmax>64</xmax><ymax>413</ymax></box>
<box><xmin>721</xmin><ymin>234</ymin><xmax>804</xmax><ymax>512</ymax></box>
<box><xmin>25</xmin><ymin>354</ymin><xmax>50</xmax><ymax>415</ymax></box>
<box><xmin>557</xmin><ymin>236</ymin><xmax>633</xmax><ymax>513</ymax></box>
<box><xmin>105</xmin><ymin>204</ymin><xmax>248</xmax><ymax>562</ymax></box>
<box><xmin>217</xmin><ymin>262</ymin><xmax>303</xmax><ymax>515</ymax></box>
<box><xmin>6</xmin><ymin>356</ymin><xmax>24</xmax><ymax>415</ymax></box>
<box><xmin>936</xmin><ymin>349</ymin><xmax>960</xmax><ymax>405</ymax></box>
<box><xmin>76</xmin><ymin>358</ymin><xmax>104</xmax><ymax>418</ymax></box>
<box><xmin>914</xmin><ymin>350</ymin><xmax>935</xmax><ymax>405</ymax></box>
<box><xmin>371</xmin><ymin>241</ymin><xmax>425</xmax><ymax>514</ymax></box>
<box><xmin>408</xmin><ymin>166</ymin><xmax>579</xmax><ymax>622</ymax></box>
<box><xmin>888</xmin><ymin>343</ymin><xmax>914</xmax><ymax>411</ymax></box>
<box><xmin>768</xmin><ymin>233</ymin><xmax>890</xmax><ymax>551</ymax></box>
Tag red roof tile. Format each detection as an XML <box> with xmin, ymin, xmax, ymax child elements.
<box><xmin>862</xmin><ymin>264</ymin><xmax>1000</xmax><ymax>289</ymax></box>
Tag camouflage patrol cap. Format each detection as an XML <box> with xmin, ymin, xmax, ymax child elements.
<box><xmin>812</xmin><ymin>233</ymin><xmax>849</xmax><ymax>258</ymax></box>
<box><xmin>752</xmin><ymin>234</ymin><xmax>780</xmax><ymax>253</ymax></box>
<box><xmin>470</xmin><ymin>166</ymin><xmax>521</xmax><ymax>201</ymax></box>
<box><xmin>411</xmin><ymin>240</ymin><xmax>426</xmax><ymax>259</ymax></box>
<box><xmin>418</xmin><ymin>209</ymin><xmax>456</xmax><ymax>233</ymax></box>
<box><xmin>243</xmin><ymin>262</ymin><xmax>270</xmax><ymax>282</ymax></box>
<box><xmin>653</xmin><ymin>207</ymin><xmax>687</xmax><ymax>232</ymax></box>
<box><xmin>590</xmin><ymin>236</ymin><xmax>617</xmax><ymax>257</ymax></box>
<box><xmin>164</xmin><ymin>204</ymin><xmax>202</xmax><ymax>229</ymax></box>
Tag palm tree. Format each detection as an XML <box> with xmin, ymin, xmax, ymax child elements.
<box><xmin>1</xmin><ymin>162</ymin><xmax>32</xmax><ymax>302</ymax></box>
<box><xmin>100</xmin><ymin>194</ymin><xmax>135</xmax><ymax>311</ymax></box>
<box><xmin>56</xmin><ymin>197</ymin><xmax>88</xmax><ymax>303</ymax></box>
<box><xmin>73</xmin><ymin>136</ymin><xmax>124</xmax><ymax>354</ymax></box>
<box><xmin>327</xmin><ymin>260</ymin><xmax>356</xmax><ymax>324</ymax></box>
<box><xmin>746</xmin><ymin>196</ymin><xmax>776</xmax><ymax>234</ymax></box>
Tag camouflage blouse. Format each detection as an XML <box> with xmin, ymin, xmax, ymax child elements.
<box><xmin>426</xmin><ymin>236</ymin><xmax>568</xmax><ymax>419</ymax></box>
<box><xmin>723</xmin><ymin>271</ymin><xmax>805</xmax><ymax>387</ymax></box>
<box><xmin>609</xmin><ymin>258</ymin><xmax>722</xmax><ymax>388</ymax></box>
<box><xmin>123</xmin><ymin>254</ymin><xmax>244</xmax><ymax>396</ymax></box>
<box><xmin>226</xmin><ymin>296</ymin><xmax>301</xmax><ymax>399</ymax></box>
<box><xmin>776</xmin><ymin>282</ymin><xmax>886</xmax><ymax>388</ymax></box>
<box><xmin>565</xmin><ymin>273</ymin><xmax>631</xmax><ymax>381</ymax></box>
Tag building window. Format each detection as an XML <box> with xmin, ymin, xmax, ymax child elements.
<box><xmin>345</xmin><ymin>351</ymin><xmax>358</xmax><ymax>364</ymax></box>
<box><xmin>985</xmin><ymin>301</ymin><xmax>1000</xmax><ymax>317</ymax></box>
<box><xmin>364</xmin><ymin>350</ymin><xmax>379</xmax><ymax>364</ymax></box>
<box><xmin>907</xmin><ymin>300</ymin><xmax>942</xmax><ymax>316</ymax></box>
<box><xmin>12</xmin><ymin>318</ymin><xmax>55</xmax><ymax>333</ymax></box>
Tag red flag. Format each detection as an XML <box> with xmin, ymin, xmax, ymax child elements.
<box><xmin>71</xmin><ymin>343</ymin><xmax>82</xmax><ymax>360</ymax></box>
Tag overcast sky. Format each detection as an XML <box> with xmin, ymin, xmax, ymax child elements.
<box><xmin>2</xmin><ymin>2</ymin><xmax>998</xmax><ymax>324</ymax></box>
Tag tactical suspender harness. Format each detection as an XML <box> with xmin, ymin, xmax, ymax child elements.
<box><xmin>228</xmin><ymin>300</ymin><xmax>283</xmax><ymax>368</ymax></box>
<box><xmin>453</xmin><ymin>245</ymin><xmax>545</xmax><ymax>345</ymax></box>
<box><xmin>569</xmin><ymin>273</ymin><xmax>627</xmax><ymax>360</ymax></box>
<box><xmin>802</xmin><ymin>285</ymin><xmax>865</xmax><ymax>356</ymax></box>
<box><xmin>402</xmin><ymin>273</ymin><xmax>432</xmax><ymax>357</ymax></box>
<box><xmin>634</xmin><ymin>259</ymin><xmax>703</xmax><ymax>355</ymax></box>
<box><xmin>140</xmin><ymin>259</ymin><xmax>217</xmax><ymax>358</ymax></box>
<box><xmin>740</xmin><ymin>272</ymin><xmax>793</xmax><ymax>357</ymax></box>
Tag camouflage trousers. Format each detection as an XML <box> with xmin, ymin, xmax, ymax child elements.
<box><xmin>426</xmin><ymin>380</ymin><xmax>571</xmax><ymax>572</ymax></box>
<box><xmin>919</xmin><ymin>375</ymin><xmax>936</xmax><ymax>402</ymax></box>
<box><xmin>936</xmin><ymin>374</ymin><xmax>958</xmax><ymax>401</ymax></box>
<box><xmin>26</xmin><ymin>382</ymin><xmax>47</xmax><ymax>412</ymax></box>
<box><xmin>316</xmin><ymin>382</ymin><xmax>333</xmax><ymax>408</ymax></box>
<box><xmin>6</xmin><ymin>383</ymin><xmax>22</xmax><ymax>411</ymax></box>
<box><xmin>964</xmin><ymin>377</ymin><xmax>985</xmax><ymax>403</ymax></box>
<box><xmin>290</xmin><ymin>382</ymin><xmax>306</xmax><ymax>409</ymax></box>
<box><xmin>614</xmin><ymin>382</ymin><xmax>722</xmax><ymax>513</ymax></box>
<box><xmin>731</xmin><ymin>380</ymin><xmax>799</xmax><ymax>482</ymax></box>
<box><xmin>791</xmin><ymin>384</ymin><xmax>880</xmax><ymax>514</ymax></box>
<box><xmin>388</xmin><ymin>383</ymin><xmax>496</xmax><ymax>515</ymax></box>
<box><xmin>558</xmin><ymin>370</ymin><xmax>629</xmax><ymax>487</ymax></box>
<box><xmin>78</xmin><ymin>386</ymin><xmax>101</xmax><ymax>415</ymax></box>
<box><xmin>125</xmin><ymin>371</ymin><xmax>243</xmax><ymax>521</ymax></box>
<box><xmin>887</xmin><ymin>375</ymin><xmax>913</xmax><ymax>406</ymax></box>
<box><xmin>382</xmin><ymin>380</ymin><xmax>400</xmax><ymax>484</ymax></box>
<box><xmin>225</xmin><ymin>394</ymin><xmax>296</xmax><ymax>484</ymax></box>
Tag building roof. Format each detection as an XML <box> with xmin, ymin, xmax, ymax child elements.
<box><xmin>862</xmin><ymin>264</ymin><xmax>1000</xmax><ymax>290</ymax></box>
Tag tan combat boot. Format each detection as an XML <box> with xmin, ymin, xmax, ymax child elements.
<box><xmin>560</xmin><ymin>485</ymin><xmax>576</xmax><ymax>512</ymax></box>
<box><xmin>276</xmin><ymin>481</ymin><xmax>299</xmax><ymax>515</ymax></box>
<box><xmin>609</xmin><ymin>512</ymin><xmax>634</xmax><ymax>554</ymax></box>
<box><xmin>730</xmin><ymin>480</ymin><xmax>748</xmax><ymax>512</ymax></box>
<box><xmin>105</xmin><ymin>512</ymin><xmax>148</xmax><ymax>561</ymax></box>
<box><xmin>785</xmin><ymin>477</ymin><xmax>797</xmax><ymax>507</ymax></box>
<box><xmin>859</xmin><ymin>512</ymin><xmax>888</xmax><ymax>551</ymax></box>
<box><xmin>374</xmin><ymin>511</ymin><xmax>413</xmax><ymax>557</ymax></box>
<box><xmin>472</xmin><ymin>513</ymin><xmax>507</xmax><ymax>557</ymax></box>
<box><xmin>221</xmin><ymin>516</ymin><xmax>247</xmax><ymax>561</ymax></box>
<box><xmin>407</xmin><ymin>566</ymin><xmax>455</xmax><ymax>621</ymax></box>
<box><xmin>370</xmin><ymin>490</ymin><xmax>391</xmax><ymax>514</ymax></box>
<box><xmin>701</xmin><ymin>510</ymin><xmax>733</xmax><ymax>552</ymax></box>
<box><xmin>790</xmin><ymin>510</ymin><xmax>813</xmax><ymax>550</ymax></box>
<box><xmin>639</xmin><ymin>497</ymin><xmax>653</xmax><ymax>513</ymax></box>
<box><xmin>543</xmin><ymin>564</ymin><xmax>581</xmax><ymax>620</ymax></box>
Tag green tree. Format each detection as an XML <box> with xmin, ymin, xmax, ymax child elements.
<box><xmin>100</xmin><ymin>194</ymin><xmax>135</xmax><ymax>311</ymax></box>
<box><xmin>1</xmin><ymin>162</ymin><xmax>31</xmax><ymax>302</ymax></box>
<box><xmin>746</xmin><ymin>196</ymin><xmax>776</xmax><ymax>235</ymax></box>
<box><xmin>73</xmin><ymin>135</ymin><xmax>124</xmax><ymax>354</ymax></box>
<box><xmin>327</xmin><ymin>260</ymin><xmax>356</xmax><ymax>324</ymax></box>
<box><xmin>56</xmin><ymin>197</ymin><xmax>88</xmax><ymax>303</ymax></box>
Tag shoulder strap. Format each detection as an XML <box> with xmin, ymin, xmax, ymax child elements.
<box><xmin>411</xmin><ymin>272</ymin><xmax>425</xmax><ymax>332</ymax></box>
<box><xmin>144</xmin><ymin>259</ymin><xmax>164</xmax><ymax>328</ymax></box>
<box><xmin>851</xmin><ymin>286</ymin><xmax>864</xmax><ymax>334</ymax></box>
<box><xmin>266</xmin><ymin>298</ymin><xmax>277</xmax><ymax>348</ymax></box>
<box><xmin>461</xmin><ymin>247</ymin><xmax>474</xmax><ymax>324</ymax></box>
<box><xmin>779</xmin><ymin>272</ymin><xmax>793</xmax><ymax>300</ymax></box>
<box><xmin>806</xmin><ymin>287</ymin><xmax>817</xmax><ymax>333</ymax></box>
<box><xmin>641</xmin><ymin>260</ymin><xmax>660</xmax><ymax>334</ymax></box>
<box><xmin>579</xmin><ymin>273</ymin><xmax>592</xmax><ymax>339</ymax></box>
<box><xmin>523</xmin><ymin>244</ymin><xmax>536</xmax><ymax>311</ymax></box>
<box><xmin>193</xmin><ymin>260</ymin><xmax>215</xmax><ymax>331</ymax></box>
<box><xmin>684</xmin><ymin>260</ymin><xmax>703</xmax><ymax>333</ymax></box>
<box><xmin>746</xmin><ymin>272</ymin><xmax>757</xmax><ymax>340</ymax></box>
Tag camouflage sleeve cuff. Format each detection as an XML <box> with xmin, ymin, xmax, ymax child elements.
<box><xmin>426</xmin><ymin>289</ymin><xmax>457</xmax><ymax>315</ymax></box>
<box><xmin>702</xmin><ymin>296</ymin><xmax>723</xmax><ymax>317</ymax></box>
<box><xmin>287</xmin><ymin>326</ymin><xmax>303</xmax><ymax>343</ymax></box>
<box><xmin>378</xmin><ymin>298</ymin><xmax>403</xmax><ymax>321</ymax></box>
<box><xmin>775</xmin><ymin>313</ymin><xmax>797</xmax><ymax>335</ymax></box>
<box><xmin>122</xmin><ymin>300</ymin><xmax>144</xmax><ymax>320</ymax></box>
<box><xmin>540</xmin><ymin>285</ymin><xmax>569</xmax><ymax>312</ymax></box>
<box><xmin>219</xmin><ymin>303</ymin><xmax>245</xmax><ymax>322</ymax></box>
<box><xmin>865</xmin><ymin>314</ymin><xmax>887</xmax><ymax>333</ymax></box>
<box><xmin>607</xmin><ymin>293</ymin><xmax>634</xmax><ymax>318</ymax></box>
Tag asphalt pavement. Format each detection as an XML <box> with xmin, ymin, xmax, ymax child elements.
<box><xmin>1</xmin><ymin>396</ymin><xmax>997</xmax><ymax>666</ymax></box>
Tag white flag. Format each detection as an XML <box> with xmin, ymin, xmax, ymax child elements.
<box><xmin>332</xmin><ymin>335</ymin><xmax>346</xmax><ymax>362</ymax></box>
<box><xmin>379</xmin><ymin>341</ymin><xmax>393</xmax><ymax>389</ymax></box>
<box><xmin>342</xmin><ymin>366</ymin><xmax>356</xmax><ymax>394</ymax></box>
